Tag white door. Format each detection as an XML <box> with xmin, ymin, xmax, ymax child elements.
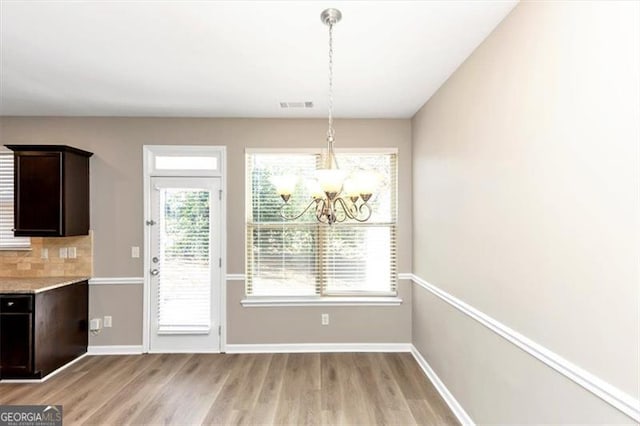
<box><xmin>148</xmin><ymin>176</ymin><xmax>221</xmax><ymax>352</ymax></box>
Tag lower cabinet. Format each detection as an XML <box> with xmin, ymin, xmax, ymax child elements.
<box><xmin>0</xmin><ymin>280</ymin><xmax>88</xmax><ymax>379</ymax></box>
<box><xmin>0</xmin><ymin>295</ymin><xmax>33</xmax><ymax>377</ymax></box>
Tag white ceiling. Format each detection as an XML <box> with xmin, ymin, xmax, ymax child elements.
<box><xmin>0</xmin><ymin>1</ymin><xmax>517</xmax><ymax>118</ymax></box>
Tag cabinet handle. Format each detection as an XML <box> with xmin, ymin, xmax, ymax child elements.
<box><xmin>7</xmin><ymin>301</ymin><xmax>14</xmax><ymax>306</ymax></box>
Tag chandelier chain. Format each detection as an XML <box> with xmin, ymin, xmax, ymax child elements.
<box><xmin>327</xmin><ymin>21</ymin><xmax>334</xmax><ymax>140</ymax></box>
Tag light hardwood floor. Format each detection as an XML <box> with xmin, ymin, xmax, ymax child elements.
<box><xmin>0</xmin><ymin>353</ymin><xmax>459</xmax><ymax>425</ymax></box>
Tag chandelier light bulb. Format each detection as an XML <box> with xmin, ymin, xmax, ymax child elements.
<box><xmin>270</xmin><ymin>175</ymin><xmax>297</xmax><ymax>197</ymax></box>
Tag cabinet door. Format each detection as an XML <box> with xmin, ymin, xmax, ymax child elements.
<box><xmin>14</xmin><ymin>152</ymin><xmax>62</xmax><ymax>236</ymax></box>
<box><xmin>0</xmin><ymin>313</ymin><xmax>33</xmax><ymax>378</ymax></box>
<box><xmin>34</xmin><ymin>281</ymin><xmax>88</xmax><ymax>377</ymax></box>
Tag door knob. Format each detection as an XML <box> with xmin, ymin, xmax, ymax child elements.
<box><xmin>150</xmin><ymin>269</ymin><xmax>160</xmax><ymax>276</ymax></box>
<box><xmin>152</xmin><ymin>257</ymin><xmax>159</xmax><ymax>264</ymax></box>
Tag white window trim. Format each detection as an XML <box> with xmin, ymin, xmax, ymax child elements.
<box><xmin>240</xmin><ymin>296</ymin><xmax>402</xmax><ymax>307</ymax></box>
<box><xmin>245</xmin><ymin>147</ymin><xmax>398</xmax><ymax>155</ymax></box>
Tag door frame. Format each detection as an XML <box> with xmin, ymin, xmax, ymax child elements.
<box><xmin>142</xmin><ymin>145</ymin><xmax>227</xmax><ymax>353</ymax></box>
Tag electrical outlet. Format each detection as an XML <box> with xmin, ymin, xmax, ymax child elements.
<box><xmin>59</xmin><ymin>247</ymin><xmax>68</xmax><ymax>259</ymax></box>
<box><xmin>68</xmin><ymin>247</ymin><xmax>77</xmax><ymax>258</ymax></box>
<box><xmin>41</xmin><ymin>248</ymin><xmax>48</xmax><ymax>259</ymax></box>
<box><xmin>321</xmin><ymin>313</ymin><xmax>329</xmax><ymax>326</ymax></box>
<box><xmin>131</xmin><ymin>246</ymin><xmax>140</xmax><ymax>258</ymax></box>
<box><xmin>90</xmin><ymin>318</ymin><xmax>102</xmax><ymax>331</ymax></box>
<box><xmin>104</xmin><ymin>316</ymin><xmax>112</xmax><ymax>328</ymax></box>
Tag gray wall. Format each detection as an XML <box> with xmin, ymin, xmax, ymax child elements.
<box><xmin>411</xmin><ymin>1</ymin><xmax>638</xmax><ymax>423</ymax></box>
<box><xmin>0</xmin><ymin>117</ymin><xmax>413</xmax><ymax>346</ymax></box>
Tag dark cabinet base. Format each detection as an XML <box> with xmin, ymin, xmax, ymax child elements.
<box><xmin>0</xmin><ymin>281</ymin><xmax>88</xmax><ymax>379</ymax></box>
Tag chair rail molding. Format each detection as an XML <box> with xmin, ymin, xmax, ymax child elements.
<box><xmin>89</xmin><ymin>277</ymin><xmax>144</xmax><ymax>285</ymax></box>
<box><xmin>89</xmin><ymin>275</ymin><xmax>249</xmax><ymax>285</ymax></box>
<box><xmin>409</xmin><ymin>273</ymin><xmax>640</xmax><ymax>422</ymax></box>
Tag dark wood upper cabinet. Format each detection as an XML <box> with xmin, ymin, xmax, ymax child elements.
<box><xmin>4</xmin><ymin>145</ymin><xmax>93</xmax><ymax>237</ymax></box>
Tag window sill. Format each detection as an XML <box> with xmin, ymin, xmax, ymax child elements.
<box><xmin>241</xmin><ymin>296</ymin><xmax>403</xmax><ymax>307</ymax></box>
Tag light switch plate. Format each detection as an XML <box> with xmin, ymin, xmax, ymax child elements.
<box><xmin>68</xmin><ymin>247</ymin><xmax>77</xmax><ymax>258</ymax></box>
<box><xmin>59</xmin><ymin>247</ymin><xmax>68</xmax><ymax>259</ymax></box>
<box><xmin>131</xmin><ymin>246</ymin><xmax>140</xmax><ymax>258</ymax></box>
<box><xmin>104</xmin><ymin>316</ymin><xmax>112</xmax><ymax>328</ymax></box>
<box><xmin>41</xmin><ymin>248</ymin><xmax>48</xmax><ymax>259</ymax></box>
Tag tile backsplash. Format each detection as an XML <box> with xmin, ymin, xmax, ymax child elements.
<box><xmin>0</xmin><ymin>233</ymin><xmax>93</xmax><ymax>277</ymax></box>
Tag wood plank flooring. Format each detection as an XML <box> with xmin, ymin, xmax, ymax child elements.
<box><xmin>0</xmin><ymin>353</ymin><xmax>459</xmax><ymax>425</ymax></box>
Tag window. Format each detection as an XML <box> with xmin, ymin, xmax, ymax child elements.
<box><xmin>0</xmin><ymin>151</ymin><xmax>30</xmax><ymax>249</ymax></box>
<box><xmin>246</xmin><ymin>150</ymin><xmax>397</xmax><ymax>298</ymax></box>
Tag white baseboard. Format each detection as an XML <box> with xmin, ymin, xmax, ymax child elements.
<box><xmin>87</xmin><ymin>345</ymin><xmax>144</xmax><ymax>355</ymax></box>
<box><xmin>410</xmin><ymin>274</ymin><xmax>640</xmax><ymax>422</ymax></box>
<box><xmin>411</xmin><ymin>345</ymin><xmax>474</xmax><ymax>425</ymax></box>
<box><xmin>225</xmin><ymin>343</ymin><xmax>412</xmax><ymax>354</ymax></box>
<box><xmin>0</xmin><ymin>352</ymin><xmax>89</xmax><ymax>383</ymax></box>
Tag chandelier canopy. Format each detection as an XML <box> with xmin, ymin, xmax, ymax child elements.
<box><xmin>272</xmin><ymin>8</ymin><xmax>378</xmax><ymax>225</ymax></box>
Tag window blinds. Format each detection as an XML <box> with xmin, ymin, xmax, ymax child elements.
<box><xmin>246</xmin><ymin>151</ymin><xmax>397</xmax><ymax>297</ymax></box>
<box><xmin>157</xmin><ymin>187</ymin><xmax>211</xmax><ymax>333</ymax></box>
<box><xmin>0</xmin><ymin>152</ymin><xmax>30</xmax><ymax>249</ymax></box>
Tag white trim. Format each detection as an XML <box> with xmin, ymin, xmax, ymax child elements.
<box><xmin>225</xmin><ymin>343</ymin><xmax>411</xmax><ymax>354</ymax></box>
<box><xmin>411</xmin><ymin>345</ymin><xmax>474</xmax><ymax>425</ymax></box>
<box><xmin>89</xmin><ymin>277</ymin><xmax>144</xmax><ymax>285</ymax></box>
<box><xmin>0</xmin><ymin>353</ymin><xmax>88</xmax><ymax>383</ymax></box>
<box><xmin>245</xmin><ymin>147</ymin><xmax>398</xmax><ymax>155</ymax></box>
<box><xmin>410</xmin><ymin>274</ymin><xmax>640</xmax><ymax>422</ymax></box>
<box><xmin>226</xmin><ymin>273</ymin><xmax>245</xmax><ymax>281</ymax></box>
<box><xmin>397</xmin><ymin>272</ymin><xmax>412</xmax><ymax>280</ymax></box>
<box><xmin>87</xmin><ymin>345</ymin><xmax>144</xmax><ymax>355</ymax></box>
<box><xmin>240</xmin><ymin>296</ymin><xmax>402</xmax><ymax>307</ymax></box>
<box><xmin>143</xmin><ymin>147</ymin><xmax>151</xmax><ymax>353</ymax></box>
<box><xmin>87</xmin><ymin>275</ymin><xmax>245</xmax><ymax>285</ymax></box>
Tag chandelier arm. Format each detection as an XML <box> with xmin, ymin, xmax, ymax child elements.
<box><xmin>353</xmin><ymin>202</ymin><xmax>373</xmax><ymax>222</ymax></box>
<box><xmin>333</xmin><ymin>197</ymin><xmax>355</xmax><ymax>220</ymax></box>
<box><xmin>333</xmin><ymin>197</ymin><xmax>373</xmax><ymax>222</ymax></box>
<box><xmin>316</xmin><ymin>199</ymin><xmax>326</xmax><ymax>223</ymax></box>
<box><xmin>278</xmin><ymin>199</ymin><xmax>319</xmax><ymax>221</ymax></box>
<box><xmin>332</xmin><ymin>197</ymin><xmax>350</xmax><ymax>222</ymax></box>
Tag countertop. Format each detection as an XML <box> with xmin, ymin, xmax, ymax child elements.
<box><xmin>0</xmin><ymin>277</ymin><xmax>90</xmax><ymax>294</ymax></box>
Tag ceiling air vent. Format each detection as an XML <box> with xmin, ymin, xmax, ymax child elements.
<box><xmin>280</xmin><ymin>101</ymin><xmax>314</xmax><ymax>109</ymax></box>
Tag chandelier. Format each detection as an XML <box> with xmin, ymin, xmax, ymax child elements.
<box><xmin>272</xmin><ymin>8</ymin><xmax>376</xmax><ymax>225</ymax></box>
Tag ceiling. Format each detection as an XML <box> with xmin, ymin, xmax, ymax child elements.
<box><xmin>0</xmin><ymin>1</ymin><xmax>517</xmax><ymax>118</ymax></box>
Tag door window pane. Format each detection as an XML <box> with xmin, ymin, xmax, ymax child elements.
<box><xmin>157</xmin><ymin>188</ymin><xmax>211</xmax><ymax>332</ymax></box>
